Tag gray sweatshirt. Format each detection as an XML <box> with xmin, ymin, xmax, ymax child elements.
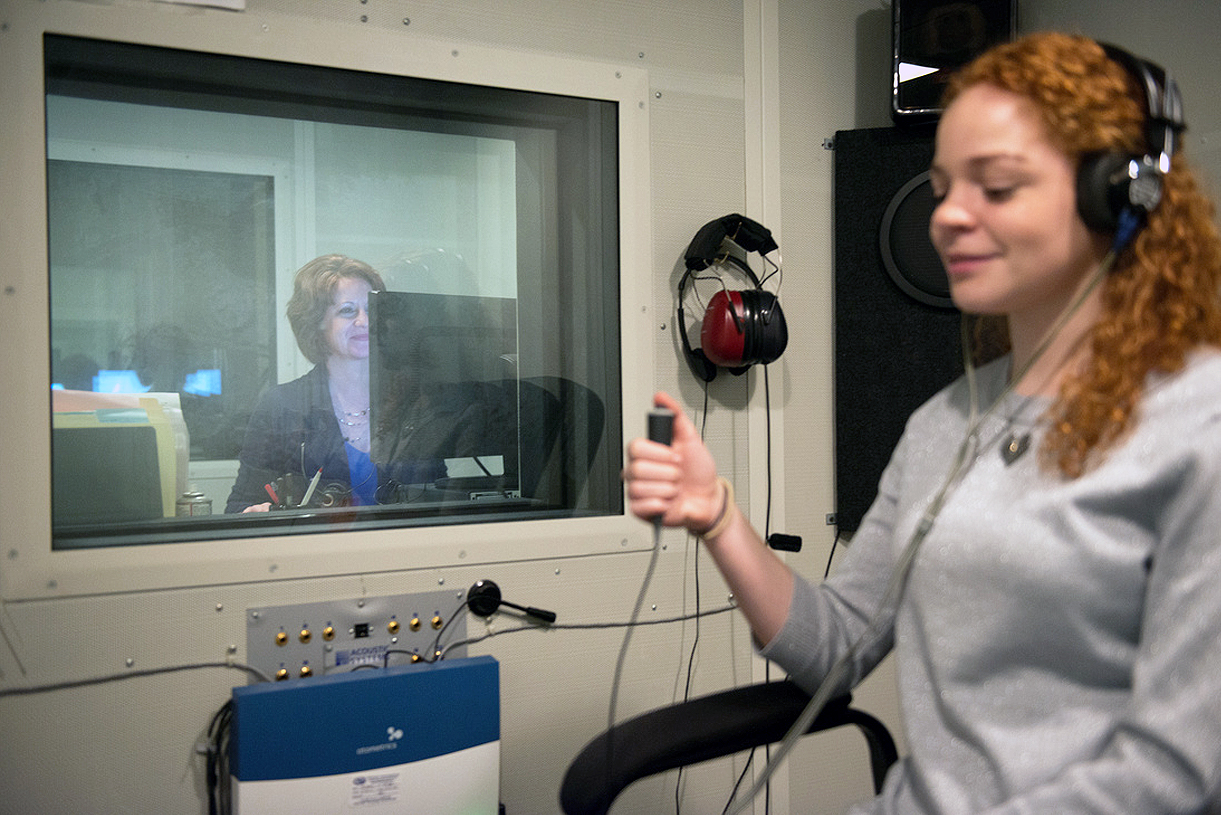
<box><xmin>762</xmin><ymin>352</ymin><xmax>1221</xmax><ymax>813</ymax></box>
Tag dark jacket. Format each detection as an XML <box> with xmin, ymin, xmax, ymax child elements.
<box><xmin>225</xmin><ymin>366</ymin><xmax>449</xmax><ymax>512</ymax></box>
<box><xmin>225</xmin><ymin>366</ymin><xmax>352</xmax><ymax>512</ymax></box>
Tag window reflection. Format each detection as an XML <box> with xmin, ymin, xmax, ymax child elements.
<box><xmin>45</xmin><ymin>34</ymin><xmax>622</xmax><ymax>547</ymax></box>
<box><xmin>48</xmin><ymin>160</ymin><xmax>276</xmax><ymax>463</ymax></box>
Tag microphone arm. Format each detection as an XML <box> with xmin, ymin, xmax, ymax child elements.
<box><xmin>498</xmin><ymin>599</ymin><xmax>558</xmax><ymax>624</ymax></box>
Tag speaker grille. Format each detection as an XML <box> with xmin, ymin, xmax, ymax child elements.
<box><xmin>834</xmin><ymin>126</ymin><xmax>963</xmax><ymax>534</ymax></box>
<box><xmin>880</xmin><ymin>171</ymin><xmax>952</xmax><ymax>308</ymax></box>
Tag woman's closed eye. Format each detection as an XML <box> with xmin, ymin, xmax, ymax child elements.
<box><xmin>983</xmin><ymin>185</ymin><xmax>1018</xmax><ymax>203</ymax></box>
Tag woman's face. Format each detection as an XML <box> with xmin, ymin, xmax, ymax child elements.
<box><xmin>929</xmin><ymin>83</ymin><xmax>1108</xmax><ymax>323</ymax></box>
<box><xmin>322</xmin><ymin>276</ymin><xmax>373</xmax><ymax>361</ymax></box>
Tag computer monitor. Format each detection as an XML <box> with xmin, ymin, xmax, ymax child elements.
<box><xmin>368</xmin><ymin>291</ymin><xmax>520</xmax><ymax>501</ymax></box>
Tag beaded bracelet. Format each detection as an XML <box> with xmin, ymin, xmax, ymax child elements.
<box><xmin>696</xmin><ymin>476</ymin><xmax>735</xmax><ymax>539</ymax></box>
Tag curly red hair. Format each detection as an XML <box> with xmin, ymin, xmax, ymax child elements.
<box><xmin>942</xmin><ymin>32</ymin><xmax>1221</xmax><ymax>477</ymax></box>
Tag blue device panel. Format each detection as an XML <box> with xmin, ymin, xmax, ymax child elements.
<box><xmin>231</xmin><ymin>655</ymin><xmax>499</xmax><ymax>782</ymax></box>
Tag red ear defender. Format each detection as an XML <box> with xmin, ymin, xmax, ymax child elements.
<box><xmin>701</xmin><ymin>290</ymin><xmax>747</xmax><ymax>367</ymax></box>
<box><xmin>700</xmin><ymin>289</ymin><xmax>788</xmax><ymax>367</ymax></box>
<box><xmin>678</xmin><ymin>214</ymin><xmax>788</xmax><ymax>382</ymax></box>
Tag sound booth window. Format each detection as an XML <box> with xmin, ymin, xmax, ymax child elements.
<box><xmin>44</xmin><ymin>34</ymin><xmax>622</xmax><ymax>548</ymax></box>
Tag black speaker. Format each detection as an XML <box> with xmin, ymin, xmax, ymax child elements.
<box><xmin>892</xmin><ymin>0</ymin><xmax>1016</xmax><ymax>120</ymax></box>
<box><xmin>834</xmin><ymin>126</ymin><xmax>963</xmax><ymax>534</ymax></box>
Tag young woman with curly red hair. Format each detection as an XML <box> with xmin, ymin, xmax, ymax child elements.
<box><xmin>625</xmin><ymin>32</ymin><xmax>1221</xmax><ymax>813</ymax></box>
<box><xmin>941</xmin><ymin>32</ymin><xmax>1221</xmax><ymax>478</ymax></box>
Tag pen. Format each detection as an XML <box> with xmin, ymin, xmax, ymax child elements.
<box><xmin>300</xmin><ymin>467</ymin><xmax>322</xmax><ymax>507</ymax></box>
<box><xmin>264</xmin><ymin>483</ymin><xmax>279</xmax><ymax>504</ymax></box>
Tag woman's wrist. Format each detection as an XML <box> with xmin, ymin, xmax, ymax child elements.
<box><xmin>694</xmin><ymin>476</ymin><xmax>734</xmax><ymax>539</ymax></box>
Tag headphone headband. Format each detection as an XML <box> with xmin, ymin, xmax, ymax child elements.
<box><xmin>684</xmin><ymin>214</ymin><xmax>779</xmax><ymax>273</ymax></box>
<box><xmin>1099</xmin><ymin>42</ymin><xmax>1184</xmax><ymax>168</ymax></box>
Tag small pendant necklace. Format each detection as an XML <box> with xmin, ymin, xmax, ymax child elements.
<box><xmin>994</xmin><ymin>390</ymin><xmax>1041</xmax><ymax>467</ymax></box>
<box><xmin>999</xmin><ymin>431</ymin><xmax>1032</xmax><ymax>465</ymax></box>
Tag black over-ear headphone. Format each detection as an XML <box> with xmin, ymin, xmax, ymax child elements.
<box><xmin>677</xmin><ymin>214</ymin><xmax>789</xmax><ymax>383</ymax></box>
<box><xmin>1076</xmin><ymin>42</ymin><xmax>1185</xmax><ymax>236</ymax></box>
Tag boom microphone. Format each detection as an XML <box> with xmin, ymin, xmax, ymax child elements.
<box><xmin>466</xmin><ymin>579</ymin><xmax>557</xmax><ymax>624</ymax></box>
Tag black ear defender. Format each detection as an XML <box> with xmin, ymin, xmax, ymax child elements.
<box><xmin>1076</xmin><ymin>43</ymin><xmax>1186</xmax><ymax>237</ymax></box>
<box><xmin>677</xmin><ymin>214</ymin><xmax>789</xmax><ymax>382</ymax></box>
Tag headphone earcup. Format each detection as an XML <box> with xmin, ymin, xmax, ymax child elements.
<box><xmin>741</xmin><ymin>289</ymin><xmax>788</xmax><ymax>365</ymax></box>
<box><xmin>683</xmin><ymin>346</ymin><xmax>719</xmax><ymax>382</ymax></box>
<box><xmin>1077</xmin><ymin>151</ymin><xmax>1134</xmax><ymax>232</ymax></box>
<box><xmin>1073</xmin><ymin>43</ymin><xmax>1184</xmax><ymax>247</ymax></box>
<box><xmin>700</xmin><ymin>289</ymin><xmax>788</xmax><ymax>368</ymax></box>
<box><xmin>677</xmin><ymin>273</ymin><xmax>719</xmax><ymax>382</ymax></box>
<box><xmin>700</xmin><ymin>290</ymin><xmax>748</xmax><ymax>367</ymax></box>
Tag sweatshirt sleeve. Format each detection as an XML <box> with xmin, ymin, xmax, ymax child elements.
<box><xmin>758</xmin><ymin>430</ymin><xmax>910</xmax><ymax>697</ymax></box>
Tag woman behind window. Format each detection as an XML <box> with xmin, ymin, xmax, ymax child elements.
<box><xmin>226</xmin><ymin>254</ymin><xmax>390</xmax><ymax>512</ymax></box>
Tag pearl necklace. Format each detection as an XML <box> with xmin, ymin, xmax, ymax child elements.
<box><xmin>330</xmin><ymin>382</ymin><xmax>370</xmax><ymax>446</ymax></box>
<box><xmin>339</xmin><ymin>410</ymin><xmax>369</xmax><ymax>427</ymax></box>
<box><xmin>338</xmin><ymin>410</ymin><xmax>368</xmax><ymax>444</ymax></box>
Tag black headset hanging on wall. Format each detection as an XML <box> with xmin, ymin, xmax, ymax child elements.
<box><xmin>675</xmin><ymin>214</ymin><xmax>800</xmax><ymax>553</ymax></box>
<box><xmin>677</xmin><ymin>214</ymin><xmax>789</xmax><ymax>383</ymax></box>
<box><xmin>1075</xmin><ymin>42</ymin><xmax>1185</xmax><ymax>241</ymax></box>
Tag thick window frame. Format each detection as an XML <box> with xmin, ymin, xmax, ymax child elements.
<box><xmin>0</xmin><ymin>7</ymin><xmax>653</xmax><ymax>600</ymax></box>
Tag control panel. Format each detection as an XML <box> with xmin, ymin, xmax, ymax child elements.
<box><xmin>246</xmin><ymin>590</ymin><xmax>468</xmax><ymax>681</ymax></box>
